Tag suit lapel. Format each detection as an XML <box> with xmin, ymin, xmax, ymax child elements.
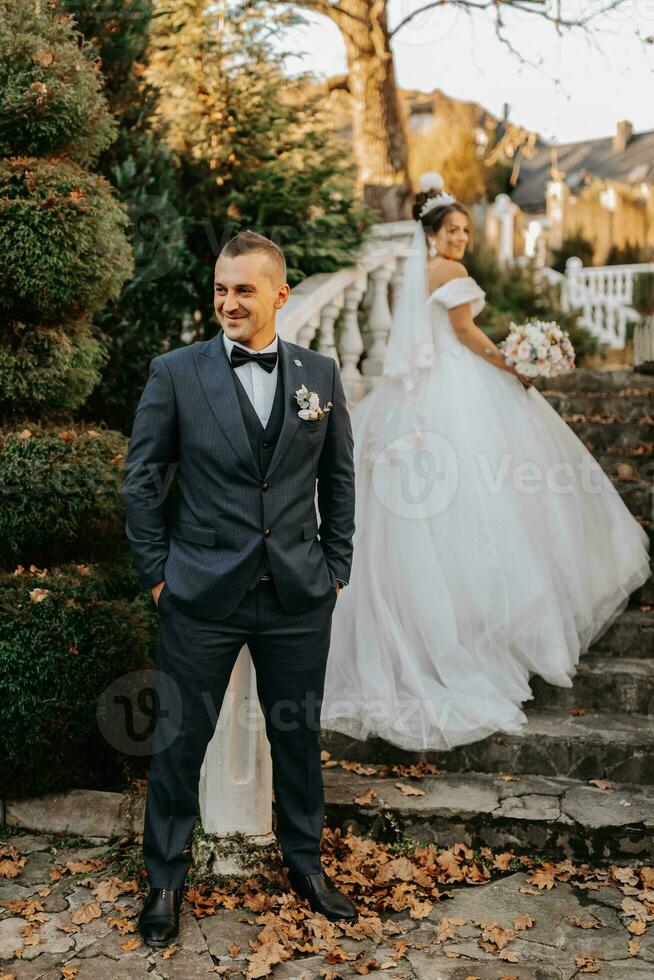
<box><xmin>263</xmin><ymin>337</ymin><xmax>304</xmax><ymax>481</ymax></box>
<box><xmin>194</xmin><ymin>329</ymin><xmax>308</xmax><ymax>482</ymax></box>
<box><xmin>194</xmin><ymin>329</ymin><xmax>260</xmax><ymax>478</ymax></box>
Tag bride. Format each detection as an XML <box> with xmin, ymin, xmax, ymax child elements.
<box><xmin>321</xmin><ymin>173</ymin><xmax>651</xmax><ymax>752</ymax></box>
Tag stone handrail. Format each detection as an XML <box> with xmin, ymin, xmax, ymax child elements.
<box><xmin>277</xmin><ymin>220</ymin><xmax>416</xmax><ymax>404</ymax></box>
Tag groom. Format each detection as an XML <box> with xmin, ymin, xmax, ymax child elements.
<box><xmin>123</xmin><ymin>230</ymin><xmax>356</xmax><ymax>946</ymax></box>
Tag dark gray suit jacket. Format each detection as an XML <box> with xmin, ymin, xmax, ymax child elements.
<box><xmin>122</xmin><ymin>328</ymin><xmax>355</xmax><ymax>620</ymax></box>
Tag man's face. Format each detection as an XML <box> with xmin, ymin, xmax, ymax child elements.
<box><xmin>213</xmin><ymin>251</ymin><xmax>289</xmax><ymax>348</ymax></box>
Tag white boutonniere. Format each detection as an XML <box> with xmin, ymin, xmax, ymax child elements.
<box><xmin>295</xmin><ymin>384</ymin><xmax>332</xmax><ymax>421</ymax></box>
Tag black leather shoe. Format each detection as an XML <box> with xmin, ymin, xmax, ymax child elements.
<box><xmin>138</xmin><ymin>887</ymin><xmax>183</xmax><ymax>948</ymax></box>
<box><xmin>287</xmin><ymin>869</ymin><xmax>358</xmax><ymax>921</ymax></box>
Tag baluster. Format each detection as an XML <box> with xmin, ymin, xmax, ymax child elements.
<box><xmin>298</xmin><ymin>310</ymin><xmax>320</xmax><ymax>350</ymax></box>
<box><xmin>317</xmin><ymin>302</ymin><xmax>341</xmax><ymax>363</ymax></box>
<box><xmin>390</xmin><ymin>256</ymin><xmax>406</xmax><ymax>318</ymax></box>
<box><xmin>339</xmin><ymin>284</ymin><xmax>365</xmax><ymax>403</ymax></box>
<box><xmin>618</xmin><ymin>271</ymin><xmax>627</xmax><ymax>305</ymax></box>
<box><xmin>362</xmin><ymin>265</ymin><xmax>393</xmax><ymax>379</ymax></box>
<box><xmin>359</xmin><ymin>276</ymin><xmax>373</xmax><ymax>357</ymax></box>
<box><xmin>607</xmin><ymin>304</ymin><xmax>618</xmax><ymax>347</ymax></box>
<box><xmin>617</xmin><ymin>306</ymin><xmax>628</xmax><ymax>347</ymax></box>
<box><xmin>594</xmin><ymin>299</ymin><xmax>611</xmax><ymax>346</ymax></box>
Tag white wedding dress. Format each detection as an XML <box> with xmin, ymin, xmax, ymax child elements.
<box><xmin>321</xmin><ymin>271</ymin><xmax>651</xmax><ymax>752</ymax></box>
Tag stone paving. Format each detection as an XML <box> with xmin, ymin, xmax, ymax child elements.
<box><xmin>1</xmin><ymin>829</ymin><xmax>653</xmax><ymax>979</ymax></box>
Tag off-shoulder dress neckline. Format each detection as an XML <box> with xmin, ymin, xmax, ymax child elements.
<box><xmin>427</xmin><ymin>274</ymin><xmax>477</xmax><ymax>301</ymax></box>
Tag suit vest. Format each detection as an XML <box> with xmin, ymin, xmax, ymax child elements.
<box><xmin>230</xmin><ymin>364</ymin><xmax>285</xmax><ymax>586</ymax></box>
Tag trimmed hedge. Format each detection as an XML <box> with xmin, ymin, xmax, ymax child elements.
<box><xmin>0</xmin><ymin>319</ymin><xmax>108</xmax><ymax>418</ymax></box>
<box><xmin>0</xmin><ymin>422</ymin><xmax>127</xmax><ymax>564</ymax></box>
<box><xmin>0</xmin><ymin>0</ymin><xmax>116</xmax><ymax>164</ymax></box>
<box><xmin>0</xmin><ymin>157</ymin><xmax>133</xmax><ymax>323</ymax></box>
<box><xmin>0</xmin><ymin>557</ymin><xmax>157</xmax><ymax>798</ymax></box>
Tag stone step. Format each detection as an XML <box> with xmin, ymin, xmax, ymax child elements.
<box><xmin>568</xmin><ymin>418</ymin><xmax>654</xmax><ymax>449</ymax></box>
<box><xmin>535</xmin><ymin>368</ymin><xmax>654</xmax><ymax>392</ymax></box>
<box><xmin>544</xmin><ymin>389</ymin><xmax>654</xmax><ymax>419</ymax></box>
<box><xmin>632</xmin><ymin>561</ymin><xmax>654</xmax><ymax>604</ymax></box>
<box><xmin>529</xmin><ymin>656</ymin><xmax>654</xmax><ymax>713</ymax></box>
<box><xmin>596</xmin><ymin>448</ymin><xmax>654</xmax><ymax>481</ymax></box>
<box><xmin>610</xmin><ymin>478</ymin><xmax>652</xmax><ymax>519</ymax></box>
<box><xmin>591</xmin><ymin>609</ymin><xmax>654</xmax><ymax>656</ymax></box>
<box><xmin>320</xmin><ymin>708</ymin><xmax>654</xmax><ymax>784</ymax></box>
<box><xmin>636</xmin><ymin>517</ymin><xmax>654</xmax><ymax>550</ymax></box>
<box><xmin>322</xmin><ymin>765</ymin><xmax>654</xmax><ymax>861</ymax></box>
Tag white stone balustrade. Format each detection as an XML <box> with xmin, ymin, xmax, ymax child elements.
<box><xmin>533</xmin><ymin>257</ymin><xmax>646</xmax><ymax>349</ymax></box>
<box><xmin>560</xmin><ymin>257</ymin><xmax>644</xmax><ymax>348</ymax></box>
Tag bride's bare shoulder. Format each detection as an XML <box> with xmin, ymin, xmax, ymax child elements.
<box><xmin>428</xmin><ymin>259</ymin><xmax>468</xmax><ymax>293</ymax></box>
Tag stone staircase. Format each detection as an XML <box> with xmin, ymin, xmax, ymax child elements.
<box><xmin>322</xmin><ymin>369</ymin><xmax>654</xmax><ymax>863</ymax></box>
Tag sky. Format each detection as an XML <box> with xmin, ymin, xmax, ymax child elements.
<box><xmin>279</xmin><ymin>0</ymin><xmax>654</xmax><ymax>145</ymax></box>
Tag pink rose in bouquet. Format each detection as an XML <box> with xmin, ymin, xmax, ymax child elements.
<box><xmin>500</xmin><ymin>320</ymin><xmax>575</xmax><ymax>379</ymax></box>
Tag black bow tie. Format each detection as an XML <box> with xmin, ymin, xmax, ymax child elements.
<box><xmin>229</xmin><ymin>346</ymin><xmax>278</xmax><ymax>374</ymax></box>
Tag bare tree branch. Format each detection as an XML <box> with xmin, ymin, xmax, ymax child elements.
<box><xmin>390</xmin><ymin>0</ymin><xmax>485</xmax><ymax>38</ymax></box>
<box><xmin>388</xmin><ymin>0</ymin><xmax>628</xmax><ymax>39</ymax></box>
<box><xmin>488</xmin><ymin>0</ymin><xmax>549</xmax><ymax>64</ymax></box>
<box><xmin>287</xmin><ymin>0</ymin><xmax>368</xmax><ymax>28</ymax></box>
<box><xmin>511</xmin><ymin>0</ymin><xmax>624</xmax><ymax>30</ymax></box>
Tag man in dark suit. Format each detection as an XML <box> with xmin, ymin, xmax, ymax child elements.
<box><xmin>123</xmin><ymin>230</ymin><xmax>357</xmax><ymax>947</ymax></box>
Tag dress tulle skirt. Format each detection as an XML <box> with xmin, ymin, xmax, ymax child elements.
<box><xmin>321</xmin><ymin>341</ymin><xmax>651</xmax><ymax>752</ymax></box>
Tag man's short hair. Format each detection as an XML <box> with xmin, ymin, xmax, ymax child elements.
<box><xmin>220</xmin><ymin>230</ymin><xmax>286</xmax><ymax>286</ymax></box>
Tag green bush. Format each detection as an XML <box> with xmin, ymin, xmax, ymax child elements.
<box><xmin>0</xmin><ymin>319</ymin><xmax>108</xmax><ymax>418</ymax></box>
<box><xmin>81</xmin><ymin>148</ymin><xmax>198</xmax><ymax>433</ymax></box>
<box><xmin>0</xmin><ymin>558</ymin><xmax>157</xmax><ymax>798</ymax></box>
<box><xmin>550</xmin><ymin>230</ymin><xmax>595</xmax><ymax>273</ymax></box>
<box><xmin>633</xmin><ymin>272</ymin><xmax>654</xmax><ymax>316</ymax></box>
<box><xmin>0</xmin><ymin>422</ymin><xmax>127</xmax><ymax>564</ymax></box>
<box><xmin>0</xmin><ymin>0</ymin><xmax>116</xmax><ymax>164</ymax></box>
<box><xmin>0</xmin><ymin>157</ymin><xmax>133</xmax><ymax>323</ymax></box>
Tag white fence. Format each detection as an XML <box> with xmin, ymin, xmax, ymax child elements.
<box><xmin>558</xmin><ymin>257</ymin><xmax>647</xmax><ymax>348</ymax></box>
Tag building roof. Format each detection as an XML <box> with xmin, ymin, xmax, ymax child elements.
<box><xmin>510</xmin><ymin>125</ymin><xmax>654</xmax><ymax>211</ymax></box>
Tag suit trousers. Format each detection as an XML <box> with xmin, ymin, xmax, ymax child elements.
<box><xmin>142</xmin><ymin>577</ymin><xmax>338</xmax><ymax>887</ymax></box>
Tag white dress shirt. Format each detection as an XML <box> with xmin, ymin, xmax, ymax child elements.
<box><xmin>223</xmin><ymin>332</ymin><xmax>279</xmax><ymax>427</ymax></box>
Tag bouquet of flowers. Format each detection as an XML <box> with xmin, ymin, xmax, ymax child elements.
<box><xmin>500</xmin><ymin>319</ymin><xmax>575</xmax><ymax>379</ymax></box>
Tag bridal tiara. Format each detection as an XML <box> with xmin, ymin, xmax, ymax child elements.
<box><xmin>419</xmin><ymin>191</ymin><xmax>456</xmax><ymax>218</ymax></box>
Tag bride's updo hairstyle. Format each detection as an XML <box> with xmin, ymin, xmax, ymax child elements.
<box><xmin>412</xmin><ymin>171</ymin><xmax>474</xmax><ymax>248</ymax></box>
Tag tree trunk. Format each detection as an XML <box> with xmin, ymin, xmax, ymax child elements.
<box><xmin>319</xmin><ymin>0</ymin><xmax>412</xmax><ymax>221</ymax></box>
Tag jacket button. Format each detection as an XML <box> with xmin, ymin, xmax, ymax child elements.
<box><xmin>261</xmin><ymin>482</ymin><xmax>270</xmax><ymax>491</ymax></box>
<box><xmin>263</xmin><ymin>528</ymin><xmax>271</xmax><ymax>537</ymax></box>
<box><xmin>262</xmin><ymin>441</ymin><xmax>269</xmax><ymax>448</ymax></box>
